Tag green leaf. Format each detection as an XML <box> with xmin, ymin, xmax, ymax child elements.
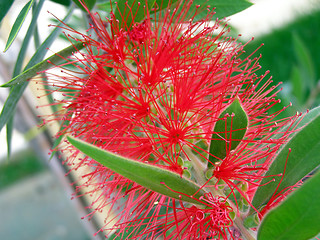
<box><xmin>0</xmin><ymin>6</ymin><xmax>77</xmax><ymax>135</ymax></box>
<box><xmin>292</xmin><ymin>32</ymin><xmax>315</xmax><ymax>87</ymax></box>
<box><xmin>252</xmin><ymin>106</ymin><xmax>320</xmax><ymax>211</ymax></box>
<box><xmin>257</xmin><ymin>171</ymin><xmax>320</xmax><ymax>240</ymax></box>
<box><xmin>4</xmin><ymin>0</ymin><xmax>34</xmax><ymax>52</ymax></box>
<box><xmin>1</xmin><ymin>42</ymin><xmax>84</xmax><ymax>88</ymax></box>
<box><xmin>114</xmin><ymin>0</ymin><xmax>156</xmax><ymax>29</ymax></box>
<box><xmin>6</xmin><ymin>116</ymin><xmax>14</xmax><ymax>161</ymax></box>
<box><xmin>311</xmin><ymin>233</ymin><xmax>320</xmax><ymax>240</ymax></box>
<box><xmin>243</xmin><ymin>213</ymin><xmax>259</xmax><ymax>229</ymax></box>
<box><xmin>208</xmin><ymin>98</ymin><xmax>248</xmax><ymax>167</ymax></box>
<box><xmin>0</xmin><ymin>0</ymin><xmax>14</xmax><ymax>23</ymax></box>
<box><xmin>290</xmin><ymin>65</ymin><xmax>304</xmax><ymax>103</ymax></box>
<box><xmin>192</xmin><ymin>0</ymin><xmax>253</xmax><ymax>20</ymax></box>
<box><xmin>72</xmin><ymin>0</ymin><xmax>96</xmax><ymax>11</ymax></box>
<box><xmin>11</xmin><ymin>0</ymin><xmax>45</xmax><ymax>77</ymax></box>
<box><xmin>50</xmin><ymin>111</ymin><xmax>73</xmax><ymax>160</ymax></box>
<box><xmin>50</xmin><ymin>0</ymin><xmax>71</xmax><ymax>6</ymax></box>
<box><xmin>0</xmin><ymin>0</ymin><xmax>45</xmax><ymax>153</ymax></box>
<box><xmin>67</xmin><ymin>136</ymin><xmax>206</xmax><ymax>205</ymax></box>
<box><xmin>154</xmin><ymin>0</ymin><xmax>179</xmax><ymax>9</ymax></box>
<box><xmin>0</xmin><ymin>42</ymin><xmax>84</xmax><ymax>133</ymax></box>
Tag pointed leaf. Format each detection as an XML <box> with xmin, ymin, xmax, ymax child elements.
<box><xmin>290</xmin><ymin>65</ymin><xmax>304</xmax><ymax>103</ymax></box>
<box><xmin>67</xmin><ymin>136</ymin><xmax>206</xmax><ymax>205</ymax></box>
<box><xmin>11</xmin><ymin>0</ymin><xmax>45</xmax><ymax>76</ymax></box>
<box><xmin>114</xmin><ymin>0</ymin><xmax>156</xmax><ymax>29</ymax></box>
<box><xmin>72</xmin><ymin>0</ymin><xmax>96</xmax><ymax>11</ymax></box>
<box><xmin>292</xmin><ymin>33</ymin><xmax>315</xmax><ymax>87</ymax></box>
<box><xmin>1</xmin><ymin>42</ymin><xmax>84</xmax><ymax>88</ymax></box>
<box><xmin>192</xmin><ymin>0</ymin><xmax>253</xmax><ymax>21</ymax></box>
<box><xmin>258</xmin><ymin>171</ymin><xmax>320</xmax><ymax>240</ymax></box>
<box><xmin>0</xmin><ymin>42</ymin><xmax>84</xmax><ymax>133</ymax></box>
<box><xmin>0</xmin><ymin>0</ymin><xmax>14</xmax><ymax>23</ymax></box>
<box><xmin>4</xmin><ymin>0</ymin><xmax>34</xmax><ymax>52</ymax></box>
<box><xmin>50</xmin><ymin>111</ymin><xmax>72</xmax><ymax>160</ymax></box>
<box><xmin>50</xmin><ymin>0</ymin><xmax>71</xmax><ymax>6</ymax></box>
<box><xmin>25</xmin><ymin>6</ymin><xmax>74</xmax><ymax>69</ymax></box>
<box><xmin>6</xmin><ymin>116</ymin><xmax>14</xmax><ymax>161</ymax></box>
<box><xmin>252</xmin><ymin>106</ymin><xmax>320</xmax><ymax>211</ymax></box>
<box><xmin>311</xmin><ymin>233</ymin><xmax>320</xmax><ymax>240</ymax></box>
<box><xmin>0</xmin><ymin>5</ymin><xmax>78</xmax><ymax>134</ymax></box>
<box><xmin>208</xmin><ymin>98</ymin><xmax>248</xmax><ymax>166</ymax></box>
<box><xmin>0</xmin><ymin>0</ymin><xmax>45</xmax><ymax>137</ymax></box>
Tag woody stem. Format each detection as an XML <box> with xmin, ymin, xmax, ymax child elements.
<box><xmin>234</xmin><ymin>218</ymin><xmax>256</xmax><ymax>240</ymax></box>
<box><xmin>182</xmin><ymin>146</ymin><xmax>220</xmax><ymax>196</ymax></box>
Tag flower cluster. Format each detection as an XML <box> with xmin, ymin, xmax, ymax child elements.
<box><xmin>39</xmin><ymin>1</ymin><xmax>299</xmax><ymax>239</ymax></box>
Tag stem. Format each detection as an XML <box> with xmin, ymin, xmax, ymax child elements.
<box><xmin>234</xmin><ymin>218</ymin><xmax>256</xmax><ymax>240</ymax></box>
<box><xmin>183</xmin><ymin>145</ymin><xmax>228</xmax><ymax>197</ymax></box>
<box><xmin>183</xmin><ymin>145</ymin><xmax>256</xmax><ymax>240</ymax></box>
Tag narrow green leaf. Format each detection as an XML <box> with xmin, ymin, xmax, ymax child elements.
<box><xmin>292</xmin><ymin>33</ymin><xmax>315</xmax><ymax>87</ymax></box>
<box><xmin>50</xmin><ymin>0</ymin><xmax>71</xmax><ymax>6</ymax></box>
<box><xmin>26</xmin><ymin>6</ymin><xmax>74</xmax><ymax>70</ymax></box>
<box><xmin>154</xmin><ymin>0</ymin><xmax>179</xmax><ymax>9</ymax></box>
<box><xmin>7</xmin><ymin>2</ymin><xmax>72</xmax><ymax>79</ymax></box>
<box><xmin>0</xmin><ymin>0</ymin><xmax>45</xmax><ymax>151</ymax></box>
<box><xmin>12</xmin><ymin>0</ymin><xmax>45</xmax><ymax>77</ymax></box>
<box><xmin>4</xmin><ymin>0</ymin><xmax>34</xmax><ymax>52</ymax></box>
<box><xmin>192</xmin><ymin>0</ymin><xmax>253</xmax><ymax>20</ymax></box>
<box><xmin>0</xmin><ymin>42</ymin><xmax>84</xmax><ymax>133</ymax></box>
<box><xmin>114</xmin><ymin>0</ymin><xmax>156</xmax><ymax>28</ymax></box>
<box><xmin>296</xmin><ymin>106</ymin><xmax>320</xmax><ymax>127</ymax></box>
<box><xmin>258</xmin><ymin>171</ymin><xmax>320</xmax><ymax>240</ymax></box>
<box><xmin>290</xmin><ymin>65</ymin><xmax>304</xmax><ymax>103</ymax></box>
<box><xmin>208</xmin><ymin>98</ymin><xmax>248</xmax><ymax>167</ymax></box>
<box><xmin>311</xmin><ymin>233</ymin><xmax>320</xmax><ymax>240</ymax></box>
<box><xmin>252</xmin><ymin>106</ymin><xmax>320</xmax><ymax>211</ymax></box>
<box><xmin>243</xmin><ymin>213</ymin><xmax>259</xmax><ymax>229</ymax></box>
<box><xmin>1</xmin><ymin>42</ymin><xmax>84</xmax><ymax>88</ymax></box>
<box><xmin>0</xmin><ymin>0</ymin><xmax>15</xmax><ymax>23</ymax></box>
<box><xmin>50</xmin><ymin>111</ymin><xmax>72</xmax><ymax>160</ymax></box>
<box><xmin>0</xmin><ymin>5</ymin><xmax>75</xmax><ymax>135</ymax></box>
<box><xmin>6</xmin><ymin>116</ymin><xmax>14</xmax><ymax>161</ymax></box>
<box><xmin>67</xmin><ymin>136</ymin><xmax>206</xmax><ymax>205</ymax></box>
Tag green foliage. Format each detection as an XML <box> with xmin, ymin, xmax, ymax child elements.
<box><xmin>72</xmin><ymin>0</ymin><xmax>96</xmax><ymax>11</ymax></box>
<box><xmin>292</xmin><ymin>32</ymin><xmax>315</xmax><ymax>88</ymax></box>
<box><xmin>243</xmin><ymin>9</ymin><xmax>320</xmax><ymax>117</ymax></box>
<box><xmin>252</xmin><ymin>106</ymin><xmax>320</xmax><ymax>211</ymax></box>
<box><xmin>67</xmin><ymin>136</ymin><xmax>206</xmax><ymax>205</ymax></box>
<box><xmin>208</xmin><ymin>98</ymin><xmax>248</xmax><ymax>167</ymax></box>
<box><xmin>4</xmin><ymin>0</ymin><xmax>34</xmax><ymax>52</ymax></box>
<box><xmin>0</xmin><ymin>150</ymin><xmax>46</xmax><ymax>190</ymax></box>
<box><xmin>0</xmin><ymin>7</ymin><xmax>76</xmax><ymax>137</ymax></box>
<box><xmin>6</xmin><ymin>117</ymin><xmax>13</xmax><ymax>160</ymax></box>
<box><xmin>50</xmin><ymin>0</ymin><xmax>71</xmax><ymax>6</ymax></box>
<box><xmin>2</xmin><ymin>0</ymin><xmax>45</xmax><ymax>159</ymax></box>
<box><xmin>193</xmin><ymin>0</ymin><xmax>253</xmax><ymax>20</ymax></box>
<box><xmin>0</xmin><ymin>0</ymin><xmax>14</xmax><ymax>23</ymax></box>
<box><xmin>258</xmin><ymin>171</ymin><xmax>320</xmax><ymax>240</ymax></box>
<box><xmin>114</xmin><ymin>0</ymin><xmax>252</xmax><ymax>29</ymax></box>
<box><xmin>50</xmin><ymin>111</ymin><xmax>73</xmax><ymax>160</ymax></box>
<box><xmin>114</xmin><ymin>0</ymin><xmax>156</xmax><ymax>28</ymax></box>
<box><xmin>244</xmin><ymin>10</ymin><xmax>320</xmax><ymax>87</ymax></box>
<box><xmin>1</xmin><ymin>42</ymin><xmax>84</xmax><ymax>88</ymax></box>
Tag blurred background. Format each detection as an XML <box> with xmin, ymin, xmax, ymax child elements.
<box><xmin>0</xmin><ymin>0</ymin><xmax>320</xmax><ymax>239</ymax></box>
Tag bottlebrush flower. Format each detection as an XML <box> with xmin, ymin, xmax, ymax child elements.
<box><xmin>38</xmin><ymin>1</ymin><xmax>300</xmax><ymax>239</ymax></box>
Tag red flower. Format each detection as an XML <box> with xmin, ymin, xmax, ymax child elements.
<box><xmin>132</xmin><ymin>193</ymin><xmax>233</xmax><ymax>240</ymax></box>
<box><xmin>39</xmin><ymin>1</ymin><xmax>300</xmax><ymax>239</ymax></box>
